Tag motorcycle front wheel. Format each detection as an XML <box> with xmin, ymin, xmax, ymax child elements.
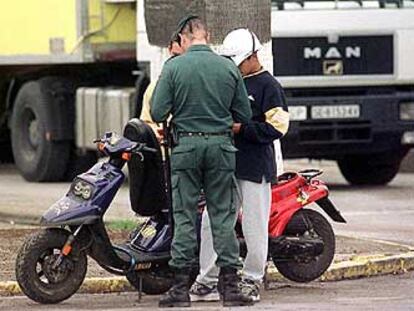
<box><xmin>15</xmin><ymin>228</ymin><xmax>87</xmax><ymax>304</ymax></box>
<box><xmin>273</xmin><ymin>209</ymin><xmax>335</xmax><ymax>283</ymax></box>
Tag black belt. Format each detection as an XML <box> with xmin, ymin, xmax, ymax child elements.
<box><xmin>178</xmin><ymin>131</ymin><xmax>231</xmax><ymax>137</ymax></box>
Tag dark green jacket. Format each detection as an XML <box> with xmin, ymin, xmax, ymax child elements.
<box><xmin>150</xmin><ymin>45</ymin><xmax>252</xmax><ymax>133</ymax></box>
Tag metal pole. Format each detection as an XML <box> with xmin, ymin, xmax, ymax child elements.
<box><xmin>162</xmin><ymin>122</ymin><xmax>174</xmax><ymax>233</ymax></box>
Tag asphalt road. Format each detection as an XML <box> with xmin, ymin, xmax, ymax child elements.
<box><xmin>1</xmin><ymin>272</ymin><xmax>414</xmax><ymax>310</ymax></box>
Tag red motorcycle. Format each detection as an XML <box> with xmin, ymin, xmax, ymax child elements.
<box><xmin>130</xmin><ymin>167</ymin><xmax>346</xmax><ymax>294</ymax></box>
<box><xmin>236</xmin><ymin>169</ymin><xmax>346</xmax><ymax>282</ymax></box>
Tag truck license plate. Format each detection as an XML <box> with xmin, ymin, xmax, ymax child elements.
<box><xmin>311</xmin><ymin>105</ymin><xmax>360</xmax><ymax>119</ymax></box>
<box><xmin>288</xmin><ymin>106</ymin><xmax>307</xmax><ymax>121</ymax></box>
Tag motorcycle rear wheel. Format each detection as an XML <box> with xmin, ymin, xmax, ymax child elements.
<box><xmin>15</xmin><ymin>228</ymin><xmax>87</xmax><ymax>304</ymax></box>
<box><xmin>273</xmin><ymin>209</ymin><xmax>335</xmax><ymax>283</ymax></box>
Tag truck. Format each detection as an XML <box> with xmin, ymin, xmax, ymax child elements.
<box><xmin>271</xmin><ymin>0</ymin><xmax>414</xmax><ymax>185</ymax></box>
<box><xmin>1</xmin><ymin>0</ymin><xmax>413</xmax><ymax>186</ymax></box>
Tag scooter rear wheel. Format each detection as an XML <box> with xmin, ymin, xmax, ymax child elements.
<box><xmin>273</xmin><ymin>209</ymin><xmax>335</xmax><ymax>283</ymax></box>
<box><xmin>15</xmin><ymin>228</ymin><xmax>87</xmax><ymax>303</ymax></box>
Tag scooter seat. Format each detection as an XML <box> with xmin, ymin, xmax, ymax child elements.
<box><xmin>123</xmin><ymin>118</ymin><xmax>168</xmax><ymax>216</ymax></box>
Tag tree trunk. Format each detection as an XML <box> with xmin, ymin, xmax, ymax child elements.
<box><xmin>144</xmin><ymin>0</ymin><xmax>271</xmax><ymax>47</ymax></box>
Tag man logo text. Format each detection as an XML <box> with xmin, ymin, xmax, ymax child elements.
<box><xmin>304</xmin><ymin>47</ymin><xmax>361</xmax><ymax>59</ymax></box>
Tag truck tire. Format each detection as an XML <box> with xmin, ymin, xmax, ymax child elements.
<box><xmin>64</xmin><ymin>150</ymin><xmax>98</xmax><ymax>181</ymax></box>
<box><xmin>11</xmin><ymin>78</ymin><xmax>72</xmax><ymax>181</ymax></box>
<box><xmin>337</xmin><ymin>153</ymin><xmax>402</xmax><ymax>185</ymax></box>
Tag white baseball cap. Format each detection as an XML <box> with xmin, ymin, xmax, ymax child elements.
<box><xmin>221</xmin><ymin>28</ymin><xmax>263</xmax><ymax>66</ymax></box>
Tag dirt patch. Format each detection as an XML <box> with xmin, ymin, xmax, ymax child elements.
<box><xmin>1</xmin><ymin>229</ymin><xmax>410</xmax><ymax>282</ymax></box>
<box><xmin>0</xmin><ymin>228</ymin><xmax>131</xmax><ymax>282</ymax></box>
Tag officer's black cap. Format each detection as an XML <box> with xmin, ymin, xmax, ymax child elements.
<box><xmin>171</xmin><ymin>14</ymin><xmax>199</xmax><ymax>43</ymax></box>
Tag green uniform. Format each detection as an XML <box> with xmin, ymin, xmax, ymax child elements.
<box><xmin>151</xmin><ymin>44</ymin><xmax>252</xmax><ymax>269</ymax></box>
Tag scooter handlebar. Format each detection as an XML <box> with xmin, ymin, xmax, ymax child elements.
<box><xmin>141</xmin><ymin>146</ymin><xmax>157</xmax><ymax>153</ymax></box>
<box><xmin>132</xmin><ymin>143</ymin><xmax>157</xmax><ymax>154</ymax></box>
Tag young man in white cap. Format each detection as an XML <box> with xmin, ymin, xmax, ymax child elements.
<box><xmin>190</xmin><ymin>28</ymin><xmax>289</xmax><ymax>302</ymax></box>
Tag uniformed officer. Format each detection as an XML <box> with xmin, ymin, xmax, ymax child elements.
<box><xmin>150</xmin><ymin>16</ymin><xmax>253</xmax><ymax>307</ymax></box>
<box><xmin>190</xmin><ymin>28</ymin><xmax>290</xmax><ymax>303</ymax></box>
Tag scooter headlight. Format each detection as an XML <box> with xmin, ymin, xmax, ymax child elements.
<box><xmin>72</xmin><ymin>180</ymin><xmax>94</xmax><ymax>200</ymax></box>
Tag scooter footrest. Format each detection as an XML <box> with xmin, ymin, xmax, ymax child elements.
<box><xmin>115</xmin><ymin>244</ymin><xmax>171</xmax><ymax>264</ymax></box>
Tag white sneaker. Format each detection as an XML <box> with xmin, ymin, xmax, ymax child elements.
<box><xmin>189</xmin><ymin>281</ymin><xmax>220</xmax><ymax>302</ymax></box>
<box><xmin>239</xmin><ymin>279</ymin><xmax>260</xmax><ymax>302</ymax></box>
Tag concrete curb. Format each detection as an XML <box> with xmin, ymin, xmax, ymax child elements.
<box><xmin>0</xmin><ymin>277</ymin><xmax>135</xmax><ymax>297</ymax></box>
<box><xmin>2</xmin><ymin>252</ymin><xmax>414</xmax><ymax>297</ymax></box>
<box><xmin>266</xmin><ymin>252</ymin><xmax>414</xmax><ymax>283</ymax></box>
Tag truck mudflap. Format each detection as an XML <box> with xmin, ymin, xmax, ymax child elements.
<box><xmin>315</xmin><ymin>197</ymin><xmax>346</xmax><ymax>223</ymax></box>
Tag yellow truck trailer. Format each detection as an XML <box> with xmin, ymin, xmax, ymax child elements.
<box><xmin>0</xmin><ymin>0</ymin><xmax>136</xmax><ymax>64</ymax></box>
<box><xmin>0</xmin><ymin>0</ymin><xmax>143</xmax><ymax>181</ymax></box>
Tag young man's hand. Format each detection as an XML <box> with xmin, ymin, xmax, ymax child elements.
<box><xmin>156</xmin><ymin>128</ymin><xmax>165</xmax><ymax>142</ymax></box>
<box><xmin>232</xmin><ymin>123</ymin><xmax>242</xmax><ymax>134</ymax></box>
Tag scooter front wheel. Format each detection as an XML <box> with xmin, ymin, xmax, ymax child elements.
<box><xmin>15</xmin><ymin>228</ymin><xmax>87</xmax><ymax>304</ymax></box>
<box><xmin>273</xmin><ymin>209</ymin><xmax>335</xmax><ymax>283</ymax></box>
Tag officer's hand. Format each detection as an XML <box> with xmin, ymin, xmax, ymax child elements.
<box><xmin>232</xmin><ymin>123</ymin><xmax>242</xmax><ymax>134</ymax></box>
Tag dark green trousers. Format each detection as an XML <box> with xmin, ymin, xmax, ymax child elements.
<box><xmin>169</xmin><ymin>135</ymin><xmax>241</xmax><ymax>270</ymax></box>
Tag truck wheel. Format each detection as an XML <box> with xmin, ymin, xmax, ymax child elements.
<box><xmin>337</xmin><ymin>153</ymin><xmax>401</xmax><ymax>185</ymax></box>
<box><xmin>274</xmin><ymin>209</ymin><xmax>335</xmax><ymax>283</ymax></box>
<box><xmin>64</xmin><ymin>150</ymin><xmax>98</xmax><ymax>181</ymax></box>
<box><xmin>11</xmin><ymin>79</ymin><xmax>72</xmax><ymax>181</ymax></box>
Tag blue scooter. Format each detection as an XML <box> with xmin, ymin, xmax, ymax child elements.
<box><xmin>15</xmin><ymin>119</ymin><xmax>179</xmax><ymax>304</ymax></box>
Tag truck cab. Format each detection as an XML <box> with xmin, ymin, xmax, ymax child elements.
<box><xmin>272</xmin><ymin>0</ymin><xmax>414</xmax><ymax>184</ymax></box>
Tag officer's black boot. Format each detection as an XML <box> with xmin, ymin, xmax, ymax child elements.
<box><xmin>219</xmin><ymin>267</ymin><xmax>254</xmax><ymax>307</ymax></box>
<box><xmin>158</xmin><ymin>271</ymin><xmax>191</xmax><ymax>308</ymax></box>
